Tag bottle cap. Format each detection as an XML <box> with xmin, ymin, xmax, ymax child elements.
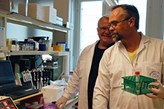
<box><xmin>135</xmin><ymin>71</ymin><xmax>140</xmax><ymax>75</ymax></box>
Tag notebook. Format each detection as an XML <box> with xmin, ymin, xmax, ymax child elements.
<box><xmin>0</xmin><ymin>60</ymin><xmax>39</xmax><ymax>100</ymax></box>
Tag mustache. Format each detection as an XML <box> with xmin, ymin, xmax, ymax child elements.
<box><xmin>111</xmin><ymin>33</ymin><xmax>122</xmax><ymax>42</ymax></box>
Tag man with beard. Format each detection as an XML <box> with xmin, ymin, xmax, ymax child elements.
<box><xmin>93</xmin><ymin>4</ymin><xmax>164</xmax><ymax>109</ymax></box>
<box><xmin>56</xmin><ymin>16</ymin><xmax>114</xmax><ymax>109</ymax></box>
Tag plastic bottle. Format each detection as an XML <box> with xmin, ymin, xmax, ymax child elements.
<box><xmin>135</xmin><ymin>71</ymin><xmax>140</xmax><ymax>94</ymax></box>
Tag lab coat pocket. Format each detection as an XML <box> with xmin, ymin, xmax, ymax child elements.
<box><xmin>109</xmin><ymin>64</ymin><xmax>127</xmax><ymax>107</ymax></box>
<box><xmin>78</xmin><ymin>60</ymin><xmax>87</xmax><ymax>84</ymax></box>
<box><xmin>108</xmin><ymin>64</ymin><xmax>124</xmax><ymax>89</ymax></box>
<box><xmin>142</xmin><ymin>62</ymin><xmax>162</xmax><ymax>80</ymax></box>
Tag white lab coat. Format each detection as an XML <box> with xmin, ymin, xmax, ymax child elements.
<box><xmin>93</xmin><ymin>35</ymin><xmax>164</xmax><ymax>109</ymax></box>
<box><xmin>63</xmin><ymin>41</ymin><xmax>97</xmax><ymax>109</ymax></box>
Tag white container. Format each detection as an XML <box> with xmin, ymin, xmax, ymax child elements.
<box><xmin>57</xmin><ymin>43</ymin><xmax>66</xmax><ymax>52</ymax></box>
<box><xmin>56</xmin><ymin>16</ymin><xmax>63</xmax><ymax>26</ymax></box>
<box><xmin>41</xmin><ymin>85</ymin><xmax>64</xmax><ymax>103</ymax></box>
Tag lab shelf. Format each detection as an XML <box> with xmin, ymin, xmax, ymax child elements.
<box><xmin>7</xmin><ymin>13</ymin><xmax>68</xmax><ymax>32</ymax></box>
<box><xmin>6</xmin><ymin>51</ymin><xmax>68</xmax><ymax>56</ymax></box>
<box><xmin>0</xmin><ymin>9</ymin><xmax>69</xmax><ymax>32</ymax></box>
<box><xmin>0</xmin><ymin>8</ymin><xmax>70</xmax><ymax>78</ymax></box>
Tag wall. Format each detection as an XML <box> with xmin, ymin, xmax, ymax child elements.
<box><xmin>54</xmin><ymin>0</ymin><xmax>70</xmax><ymax>24</ymax></box>
<box><xmin>6</xmin><ymin>23</ymin><xmax>53</xmax><ymax>41</ymax></box>
<box><xmin>146</xmin><ymin>0</ymin><xmax>164</xmax><ymax>39</ymax></box>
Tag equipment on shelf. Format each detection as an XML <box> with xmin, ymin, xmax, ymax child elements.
<box><xmin>0</xmin><ymin>60</ymin><xmax>39</xmax><ymax>100</ymax></box>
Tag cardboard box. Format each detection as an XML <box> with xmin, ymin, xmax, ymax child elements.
<box><xmin>28</xmin><ymin>3</ymin><xmax>45</xmax><ymax>21</ymax></box>
<box><xmin>44</xmin><ymin>6</ymin><xmax>57</xmax><ymax>24</ymax></box>
<box><xmin>26</xmin><ymin>3</ymin><xmax>57</xmax><ymax>24</ymax></box>
<box><xmin>0</xmin><ymin>0</ymin><xmax>10</xmax><ymax>11</ymax></box>
<box><xmin>18</xmin><ymin>3</ymin><xmax>26</xmax><ymax>16</ymax></box>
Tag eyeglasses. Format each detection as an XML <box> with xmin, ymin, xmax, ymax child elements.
<box><xmin>108</xmin><ymin>17</ymin><xmax>131</xmax><ymax>29</ymax></box>
<box><xmin>98</xmin><ymin>27</ymin><xmax>109</xmax><ymax>31</ymax></box>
